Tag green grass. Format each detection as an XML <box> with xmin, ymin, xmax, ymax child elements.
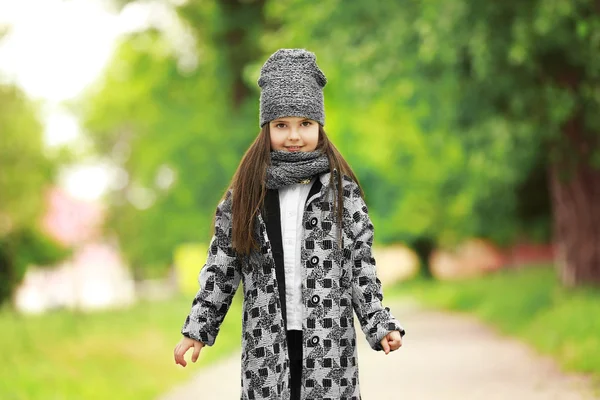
<box><xmin>389</xmin><ymin>265</ymin><xmax>600</xmax><ymax>384</ymax></box>
<box><xmin>0</xmin><ymin>293</ymin><xmax>242</xmax><ymax>400</ymax></box>
<box><xmin>6</xmin><ymin>265</ymin><xmax>598</xmax><ymax>398</ymax></box>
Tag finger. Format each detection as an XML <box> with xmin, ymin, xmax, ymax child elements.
<box><xmin>174</xmin><ymin>344</ymin><xmax>181</xmax><ymax>365</ymax></box>
<box><xmin>174</xmin><ymin>343</ymin><xmax>188</xmax><ymax>367</ymax></box>
<box><xmin>175</xmin><ymin>347</ymin><xmax>187</xmax><ymax>367</ymax></box>
<box><xmin>192</xmin><ymin>343</ymin><xmax>202</xmax><ymax>363</ymax></box>
<box><xmin>381</xmin><ymin>338</ymin><xmax>390</xmax><ymax>355</ymax></box>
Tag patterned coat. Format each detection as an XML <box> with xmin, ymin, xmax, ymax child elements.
<box><xmin>181</xmin><ymin>172</ymin><xmax>405</xmax><ymax>400</ymax></box>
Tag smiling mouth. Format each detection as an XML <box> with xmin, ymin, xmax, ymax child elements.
<box><xmin>286</xmin><ymin>146</ymin><xmax>302</xmax><ymax>151</ymax></box>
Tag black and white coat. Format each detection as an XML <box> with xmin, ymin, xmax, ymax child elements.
<box><xmin>182</xmin><ymin>172</ymin><xmax>405</xmax><ymax>400</ymax></box>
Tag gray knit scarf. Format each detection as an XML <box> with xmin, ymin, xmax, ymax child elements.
<box><xmin>266</xmin><ymin>151</ymin><xmax>330</xmax><ymax>189</ymax></box>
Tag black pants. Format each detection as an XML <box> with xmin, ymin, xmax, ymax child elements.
<box><xmin>287</xmin><ymin>330</ymin><xmax>303</xmax><ymax>400</ymax></box>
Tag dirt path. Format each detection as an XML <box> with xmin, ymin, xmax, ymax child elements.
<box><xmin>159</xmin><ymin>299</ymin><xmax>598</xmax><ymax>399</ymax></box>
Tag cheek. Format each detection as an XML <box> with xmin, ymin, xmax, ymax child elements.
<box><xmin>270</xmin><ymin>131</ymin><xmax>283</xmax><ymax>150</ymax></box>
<box><xmin>306</xmin><ymin>128</ymin><xmax>320</xmax><ymax>150</ymax></box>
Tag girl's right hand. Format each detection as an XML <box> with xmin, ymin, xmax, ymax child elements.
<box><xmin>174</xmin><ymin>336</ymin><xmax>205</xmax><ymax>367</ymax></box>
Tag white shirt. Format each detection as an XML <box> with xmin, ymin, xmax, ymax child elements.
<box><xmin>278</xmin><ymin>179</ymin><xmax>315</xmax><ymax>330</ymax></box>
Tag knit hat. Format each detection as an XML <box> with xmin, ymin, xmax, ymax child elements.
<box><xmin>257</xmin><ymin>48</ymin><xmax>327</xmax><ymax>127</ymax></box>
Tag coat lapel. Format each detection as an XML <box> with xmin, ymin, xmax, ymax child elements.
<box><xmin>263</xmin><ymin>189</ymin><xmax>288</xmax><ymax>330</ymax></box>
<box><xmin>305</xmin><ymin>177</ymin><xmax>323</xmax><ymax>207</ymax></box>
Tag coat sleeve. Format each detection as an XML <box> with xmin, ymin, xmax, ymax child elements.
<box><xmin>346</xmin><ymin>182</ymin><xmax>405</xmax><ymax>351</ymax></box>
<box><xmin>181</xmin><ymin>191</ymin><xmax>241</xmax><ymax>346</ymax></box>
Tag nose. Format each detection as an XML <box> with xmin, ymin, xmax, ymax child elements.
<box><xmin>288</xmin><ymin>126</ymin><xmax>300</xmax><ymax>141</ymax></box>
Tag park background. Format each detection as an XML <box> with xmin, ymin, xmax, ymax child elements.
<box><xmin>1</xmin><ymin>0</ymin><xmax>599</xmax><ymax>398</ymax></box>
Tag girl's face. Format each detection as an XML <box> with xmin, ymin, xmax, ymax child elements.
<box><xmin>269</xmin><ymin>117</ymin><xmax>319</xmax><ymax>152</ymax></box>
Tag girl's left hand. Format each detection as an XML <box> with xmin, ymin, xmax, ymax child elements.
<box><xmin>380</xmin><ymin>331</ymin><xmax>402</xmax><ymax>355</ymax></box>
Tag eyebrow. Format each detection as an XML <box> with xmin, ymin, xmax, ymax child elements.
<box><xmin>272</xmin><ymin>118</ymin><xmax>311</xmax><ymax>123</ymax></box>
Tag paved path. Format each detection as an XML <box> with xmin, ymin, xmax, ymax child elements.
<box><xmin>159</xmin><ymin>299</ymin><xmax>598</xmax><ymax>399</ymax></box>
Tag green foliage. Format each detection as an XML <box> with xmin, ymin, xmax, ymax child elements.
<box><xmin>261</xmin><ymin>0</ymin><xmax>600</xmax><ymax>247</ymax></box>
<box><xmin>83</xmin><ymin>0</ymin><xmax>600</xmax><ymax>275</ymax></box>
<box><xmin>79</xmin><ymin>0</ymin><xmax>271</xmax><ymax>277</ymax></box>
<box><xmin>393</xmin><ymin>265</ymin><xmax>600</xmax><ymax>382</ymax></box>
<box><xmin>0</xmin><ymin>294</ymin><xmax>243</xmax><ymax>399</ymax></box>
<box><xmin>0</xmin><ymin>228</ymin><xmax>71</xmax><ymax>303</ymax></box>
<box><xmin>0</xmin><ymin>84</ymin><xmax>51</xmax><ymax>235</ymax></box>
<box><xmin>260</xmin><ymin>0</ymin><xmax>539</xmax><ymax>246</ymax></box>
<box><xmin>0</xmin><ymin>82</ymin><xmax>70</xmax><ymax>303</ymax></box>
<box><xmin>79</xmin><ymin>27</ymin><xmax>252</xmax><ymax>276</ymax></box>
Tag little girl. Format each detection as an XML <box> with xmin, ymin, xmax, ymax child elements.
<box><xmin>174</xmin><ymin>48</ymin><xmax>405</xmax><ymax>400</ymax></box>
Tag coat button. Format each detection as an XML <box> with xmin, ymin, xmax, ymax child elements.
<box><xmin>310</xmin><ymin>217</ymin><xmax>318</xmax><ymax>227</ymax></box>
<box><xmin>311</xmin><ymin>336</ymin><xmax>319</xmax><ymax>345</ymax></box>
<box><xmin>311</xmin><ymin>295</ymin><xmax>320</xmax><ymax>305</ymax></box>
<box><xmin>310</xmin><ymin>256</ymin><xmax>319</xmax><ymax>265</ymax></box>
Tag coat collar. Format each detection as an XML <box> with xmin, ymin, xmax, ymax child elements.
<box><xmin>319</xmin><ymin>172</ymin><xmax>331</xmax><ymax>187</ymax></box>
<box><xmin>307</xmin><ymin>169</ymin><xmax>337</xmax><ymax>206</ymax></box>
<box><xmin>307</xmin><ymin>172</ymin><xmax>329</xmax><ymax>207</ymax></box>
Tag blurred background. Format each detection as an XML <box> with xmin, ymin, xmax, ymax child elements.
<box><xmin>1</xmin><ymin>0</ymin><xmax>599</xmax><ymax>398</ymax></box>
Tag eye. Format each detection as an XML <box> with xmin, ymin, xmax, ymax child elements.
<box><xmin>301</xmin><ymin>121</ymin><xmax>312</xmax><ymax>127</ymax></box>
<box><xmin>275</xmin><ymin>123</ymin><xmax>286</xmax><ymax>129</ymax></box>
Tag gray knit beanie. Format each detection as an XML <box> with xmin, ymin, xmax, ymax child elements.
<box><xmin>258</xmin><ymin>48</ymin><xmax>327</xmax><ymax>127</ymax></box>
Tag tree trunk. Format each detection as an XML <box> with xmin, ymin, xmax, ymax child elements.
<box><xmin>218</xmin><ymin>0</ymin><xmax>266</xmax><ymax>109</ymax></box>
<box><xmin>411</xmin><ymin>236</ymin><xmax>436</xmax><ymax>279</ymax></box>
<box><xmin>549</xmin><ymin>116</ymin><xmax>600</xmax><ymax>287</ymax></box>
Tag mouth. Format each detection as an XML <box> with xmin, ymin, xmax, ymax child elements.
<box><xmin>285</xmin><ymin>146</ymin><xmax>303</xmax><ymax>152</ymax></box>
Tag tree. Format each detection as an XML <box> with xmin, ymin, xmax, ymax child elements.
<box><xmin>0</xmin><ymin>83</ymin><xmax>69</xmax><ymax>303</ymax></box>
<box><xmin>262</xmin><ymin>0</ymin><xmax>600</xmax><ymax>286</ymax></box>
<box><xmin>410</xmin><ymin>0</ymin><xmax>600</xmax><ymax>286</ymax></box>
<box><xmin>85</xmin><ymin>0</ymin><xmax>599</xmax><ymax>286</ymax></box>
<box><xmin>79</xmin><ymin>0</ymin><xmax>270</xmax><ymax>277</ymax></box>
<box><xmin>261</xmin><ymin>1</ymin><xmax>532</xmax><ymax>266</ymax></box>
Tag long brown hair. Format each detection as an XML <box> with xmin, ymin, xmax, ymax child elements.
<box><xmin>226</xmin><ymin>124</ymin><xmax>362</xmax><ymax>255</ymax></box>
